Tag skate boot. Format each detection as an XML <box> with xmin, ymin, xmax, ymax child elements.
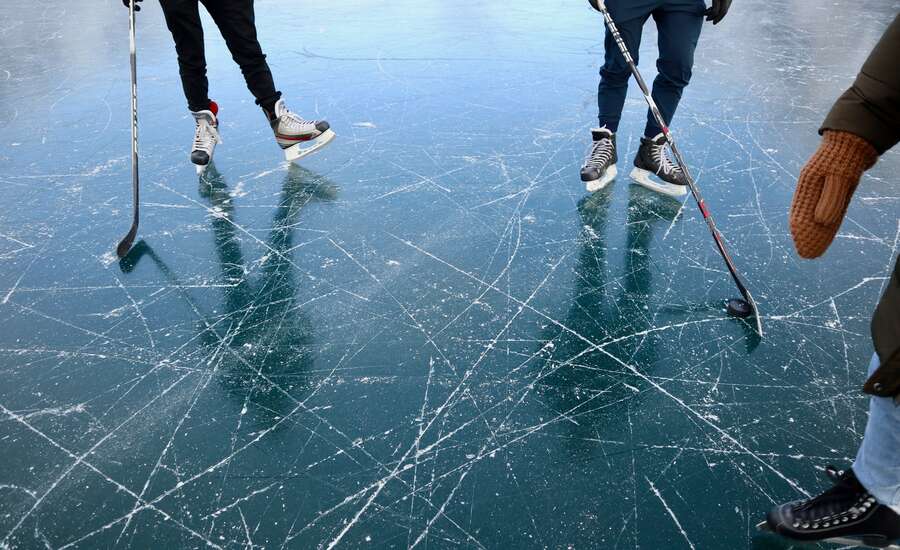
<box><xmin>630</xmin><ymin>132</ymin><xmax>688</xmax><ymax>198</ymax></box>
<box><xmin>191</xmin><ymin>101</ymin><xmax>221</xmax><ymax>175</ymax></box>
<box><xmin>265</xmin><ymin>99</ymin><xmax>335</xmax><ymax>162</ymax></box>
<box><xmin>761</xmin><ymin>466</ymin><xmax>900</xmax><ymax>548</ymax></box>
<box><xmin>580</xmin><ymin>127</ymin><xmax>617</xmax><ymax>192</ymax></box>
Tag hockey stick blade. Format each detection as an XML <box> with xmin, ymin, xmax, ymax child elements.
<box><xmin>116</xmin><ymin>225</ymin><xmax>138</xmax><ymax>258</ymax></box>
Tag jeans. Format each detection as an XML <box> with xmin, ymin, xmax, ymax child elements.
<box><xmin>159</xmin><ymin>0</ymin><xmax>281</xmax><ymax>112</ymax></box>
<box><xmin>597</xmin><ymin>0</ymin><xmax>705</xmax><ymax>137</ymax></box>
<box><xmin>855</xmin><ymin>353</ymin><xmax>900</xmax><ymax>514</ymax></box>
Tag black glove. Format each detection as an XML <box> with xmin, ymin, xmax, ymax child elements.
<box><xmin>122</xmin><ymin>0</ymin><xmax>143</xmax><ymax>11</ymax></box>
<box><xmin>705</xmin><ymin>0</ymin><xmax>731</xmax><ymax>24</ymax></box>
<box><xmin>588</xmin><ymin>0</ymin><xmax>603</xmax><ymax>12</ymax></box>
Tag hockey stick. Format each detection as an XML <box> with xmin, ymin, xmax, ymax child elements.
<box><xmin>592</xmin><ymin>0</ymin><xmax>763</xmax><ymax>336</ymax></box>
<box><xmin>116</xmin><ymin>0</ymin><xmax>140</xmax><ymax>258</ymax></box>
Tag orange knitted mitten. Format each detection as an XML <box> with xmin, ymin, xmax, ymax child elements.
<box><xmin>789</xmin><ymin>130</ymin><xmax>878</xmax><ymax>259</ymax></box>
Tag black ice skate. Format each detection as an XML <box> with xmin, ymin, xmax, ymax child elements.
<box><xmin>630</xmin><ymin>132</ymin><xmax>688</xmax><ymax>198</ymax></box>
<box><xmin>191</xmin><ymin>101</ymin><xmax>221</xmax><ymax>175</ymax></box>
<box><xmin>758</xmin><ymin>466</ymin><xmax>900</xmax><ymax>549</ymax></box>
<box><xmin>580</xmin><ymin>127</ymin><xmax>617</xmax><ymax>192</ymax></box>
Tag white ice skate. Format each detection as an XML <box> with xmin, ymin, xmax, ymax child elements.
<box><xmin>269</xmin><ymin>99</ymin><xmax>334</xmax><ymax>163</ymax></box>
<box><xmin>191</xmin><ymin>102</ymin><xmax>221</xmax><ymax>175</ymax></box>
<box><xmin>630</xmin><ymin>133</ymin><xmax>688</xmax><ymax>199</ymax></box>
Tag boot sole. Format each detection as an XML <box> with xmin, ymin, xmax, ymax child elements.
<box><xmin>756</xmin><ymin>520</ymin><xmax>900</xmax><ymax>549</ymax></box>
<box><xmin>584</xmin><ymin>165</ymin><xmax>617</xmax><ymax>193</ymax></box>
<box><xmin>284</xmin><ymin>129</ymin><xmax>336</xmax><ymax>162</ymax></box>
<box><xmin>630</xmin><ymin>167</ymin><xmax>687</xmax><ymax>198</ymax></box>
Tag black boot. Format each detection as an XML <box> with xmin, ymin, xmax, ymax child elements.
<box><xmin>580</xmin><ymin>127</ymin><xmax>617</xmax><ymax>193</ymax></box>
<box><xmin>630</xmin><ymin>132</ymin><xmax>688</xmax><ymax>197</ymax></box>
<box><xmin>766</xmin><ymin>467</ymin><xmax>900</xmax><ymax>548</ymax></box>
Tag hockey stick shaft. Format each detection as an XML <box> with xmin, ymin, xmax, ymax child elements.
<box><xmin>594</xmin><ymin>0</ymin><xmax>762</xmax><ymax>335</ymax></box>
<box><xmin>117</xmin><ymin>1</ymin><xmax>140</xmax><ymax>258</ymax></box>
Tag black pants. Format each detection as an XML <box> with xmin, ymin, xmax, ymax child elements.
<box><xmin>159</xmin><ymin>0</ymin><xmax>281</xmax><ymax>112</ymax></box>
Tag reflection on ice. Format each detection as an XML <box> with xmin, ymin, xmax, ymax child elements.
<box><xmin>0</xmin><ymin>0</ymin><xmax>898</xmax><ymax>548</ymax></box>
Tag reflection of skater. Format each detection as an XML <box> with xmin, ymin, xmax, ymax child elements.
<box><xmin>580</xmin><ymin>0</ymin><xmax>730</xmax><ymax>195</ymax></box>
<box><xmin>120</xmin><ymin>165</ymin><xmax>338</xmax><ymax>421</ymax></box>
<box><xmin>540</xmin><ymin>187</ymin><xmax>679</xmax><ymax>446</ymax></box>
<box><xmin>762</xmin><ymin>17</ymin><xmax>900</xmax><ymax>548</ymax></box>
<box><xmin>198</xmin><ymin>164</ymin><xmax>338</xmax><ymax>415</ymax></box>
<box><xmin>123</xmin><ymin>0</ymin><xmax>334</xmax><ymax>173</ymax></box>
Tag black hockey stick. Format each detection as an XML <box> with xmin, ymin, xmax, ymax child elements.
<box><xmin>592</xmin><ymin>0</ymin><xmax>763</xmax><ymax>336</ymax></box>
<box><xmin>116</xmin><ymin>0</ymin><xmax>140</xmax><ymax>258</ymax></box>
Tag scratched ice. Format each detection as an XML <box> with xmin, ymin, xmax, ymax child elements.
<box><xmin>1</xmin><ymin>0</ymin><xmax>899</xmax><ymax>548</ymax></box>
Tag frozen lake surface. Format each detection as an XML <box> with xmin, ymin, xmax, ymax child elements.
<box><xmin>1</xmin><ymin>0</ymin><xmax>899</xmax><ymax>547</ymax></box>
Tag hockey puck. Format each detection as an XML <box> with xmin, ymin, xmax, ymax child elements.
<box><xmin>725</xmin><ymin>298</ymin><xmax>752</xmax><ymax>318</ymax></box>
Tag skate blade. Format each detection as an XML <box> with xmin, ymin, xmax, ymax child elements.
<box><xmin>284</xmin><ymin>129</ymin><xmax>336</xmax><ymax>162</ymax></box>
<box><xmin>585</xmin><ymin>165</ymin><xmax>617</xmax><ymax>193</ymax></box>
<box><xmin>629</xmin><ymin>167</ymin><xmax>687</xmax><ymax>199</ymax></box>
<box><xmin>755</xmin><ymin>520</ymin><xmax>900</xmax><ymax>549</ymax></box>
<box><xmin>195</xmin><ymin>163</ymin><xmax>208</xmax><ymax>175</ymax></box>
<box><xmin>824</xmin><ymin>538</ymin><xmax>900</xmax><ymax>549</ymax></box>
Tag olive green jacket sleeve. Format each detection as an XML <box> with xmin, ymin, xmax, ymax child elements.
<box><xmin>820</xmin><ymin>15</ymin><xmax>900</xmax><ymax>155</ymax></box>
<box><xmin>820</xmin><ymin>16</ymin><xmax>900</xmax><ymax>400</ymax></box>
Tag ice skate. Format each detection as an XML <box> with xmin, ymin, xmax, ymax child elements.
<box><xmin>191</xmin><ymin>101</ymin><xmax>221</xmax><ymax>175</ymax></box>
<box><xmin>266</xmin><ymin>99</ymin><xmax>334</xmax><ymax>163</ymax></box>
<box><xmin>757</xmin><ymin>466</ymin><xmax>900</xmax><ymax>549</ymax></box>
<box><xmin>630</xmin><ymin>132</ymin><xmax>688</xmax><ymax>198</ymax></box>
<box><xmin>580</xmin><ymin>127</ymin><xmax>617</xmax><ymax>192</ymax></box>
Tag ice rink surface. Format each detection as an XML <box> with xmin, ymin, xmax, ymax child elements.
<box><xmin>1</xmin><ymin>0</ymin><xmax>899</xmax><ymax>548</ymax></box>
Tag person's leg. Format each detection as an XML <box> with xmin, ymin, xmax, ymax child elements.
<box><xmin>201</xmin><ymin>0</ymin><xmax>281</xmax><ymax>113</ymax></box>
<box><xmin>643</xmin><ymin>8</ymin><xmax>703</xmax><ymax>137</ymax></box>
<box><xmin>854</xmin><ymin>352</ymin><xmax>900</xmax><ymax>515</ymax></box>
<box><xmin>598</xmin><ymin>13</ymin><xmax>650</xmax><ymax>132</ymax></box>
<box><xmin>159</xmin><ymin>0</ymin><xmax>210</xmax><ymax>112</ymax></box>
<box><xmin>764</xmin><ymin>350</ymin><xmax>900</xmax><ymax>544</ymax></box>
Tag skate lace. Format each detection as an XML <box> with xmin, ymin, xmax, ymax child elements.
<box><xmin>651</xmin><ymin>142</ymin><xmax>681</xmax><ymax>177</ymax></box>
<box><xmin>193</xmin><ymin>118</ymin><xmax>220</xmax><ymax>153</ymax></box>
<box><xmin>587</xmin><ymin>137</ymin><xmax>614</xmax><ymax>167</ymax></box>
<box><xmin>277</xmin><ymin>105</ymin><xmax>315</xmax><ymax>133</ymax></box>
<box><xmin>792</xmin><ymin>467</ymin><xmax>877</xmax><ymax>528</ymax></box>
